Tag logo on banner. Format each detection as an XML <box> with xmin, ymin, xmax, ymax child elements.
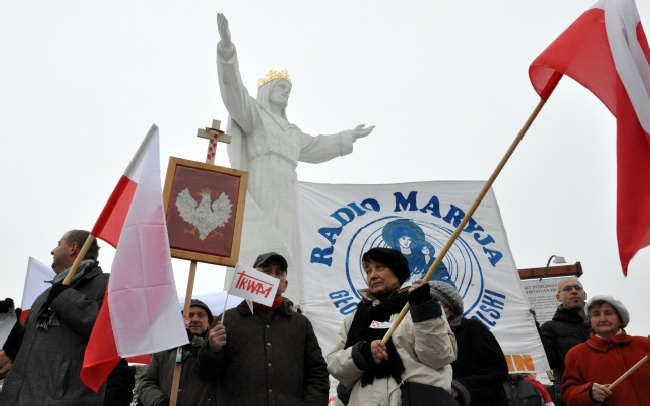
<box><xmin>347</xmin><ymin>217</ymin><xmax>483</xmax><ymax>310</ymax></box>
<box><xmin>308</xmin><ymin>191</ymin><xmax>507</xmax><ymax>329</ymax></box>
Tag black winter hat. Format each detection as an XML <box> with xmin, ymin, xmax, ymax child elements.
<box><xmin>190</xmin><ymin>299</ymin><xmax>214</xmax><ymax>322</ymax></box>
<box><xmin>362</xmin><ymin>247</ymin><xmax>410</xmax><ymax>284</ymax></box>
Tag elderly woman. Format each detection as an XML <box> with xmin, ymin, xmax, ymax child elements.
<box><xmin>327</xmin><ymin>247</ymin><xmax>457</xmax><ymax>405</ymax></box>
<box><xmin>561</xmin><ymin>295</ymin><xmax>650</xmax><ymax>405</ymax></box>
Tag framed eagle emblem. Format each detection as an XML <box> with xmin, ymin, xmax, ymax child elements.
<box><xmin>163</xmin><ymin>157</ymin><xmax>247</xmax><ymax>266</ymax></box>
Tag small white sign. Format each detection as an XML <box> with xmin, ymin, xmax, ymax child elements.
<box><xmin>369</xmin><ymin>320</ymin><xmax>392</xmax><ymax>329</ymax></box>
<box><xmin>228</xmin><ymin>263</ymin><xmax>280</xmax><ymax>307</ymax></box>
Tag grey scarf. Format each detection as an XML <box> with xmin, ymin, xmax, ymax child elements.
<box><xmin>36</xmin><ymin>260</ymin><xmax>95</xmax><ymax>330</ymax></box>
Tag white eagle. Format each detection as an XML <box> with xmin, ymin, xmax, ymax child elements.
<box><xmin>175</xmin><ymin>187</ymin><xmax>232</xmax><ymax>241</ymax></box>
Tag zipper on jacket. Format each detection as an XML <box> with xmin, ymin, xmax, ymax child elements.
<box><xmin>62</xmin><ymin>361</ymin><xmax>71</xmax><ymax>397</ymax></box>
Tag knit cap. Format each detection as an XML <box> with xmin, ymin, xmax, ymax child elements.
<box><xmin>429</xmin><ymin>281</ymin><xmax>464</xmax><ymax>317</ymax></box>
<box><xmin>190</xmin><ymin>298</ymin><xmax>214</xmax><ymax>322</ymax></box>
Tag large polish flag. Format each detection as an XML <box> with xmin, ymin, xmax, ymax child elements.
<box><xmin>80</xmin><ymin>125</ymin><xmax>187</xmax><ymax>391</ymax></box>
<box><xmin>530</xmin><ymin>0</ymin><xmax>650</xmax><ymax>275</ymax></box>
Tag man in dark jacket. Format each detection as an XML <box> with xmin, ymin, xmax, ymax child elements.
<box><xmin>138</xmin><ymin>299</ymin><xmax>217</xmax><ymax>405</ymax></box>
<box><xmin>538</xmin><ymin>277</ymin><xmax>590</xmax><ymax>406</ymax></box>
<box><xmin>195</xmin><ymin>252</ymin><xmax>329</xmax><ymax>405</ymax></box>
<box><xmin>0</xmin><ymin>230</ymin><xmax>109</xmax><ymax>405</ymax></box>
<box><xmin>429</xmin><ymin>281</ymin><xmax>509</xmax><ymax>406</ymax></box>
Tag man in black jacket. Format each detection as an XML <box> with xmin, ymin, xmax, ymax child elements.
<box><xmin>196</xmin><ymin>252</ymin><xmax>329</xmax><ymax>405</ymax></box>
<box><xmin>538</xmin><ymin>277</ymin><xmax>591</xmax><ymax>406</ymax></box>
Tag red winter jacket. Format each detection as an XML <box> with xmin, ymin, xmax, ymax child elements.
<box><xmin>561</xmin><ymin>330</ymin><xmax>650</xmax><ymax>406</ymax></box>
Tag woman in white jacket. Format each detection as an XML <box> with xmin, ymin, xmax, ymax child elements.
<box><xmin>327</xmin><ymin>248</ymin><xmax>457</xmax><ymax>405</ymax></box>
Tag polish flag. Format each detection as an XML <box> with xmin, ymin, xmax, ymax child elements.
<box><xmin>530</xmin><ymin>0</ymin><xmax>650</xmax><ymax>275</ymax></box>
<box><xmin>80</xmin><ymin>125</ymin><xmax>187</xmax><ymax>391</ymax></box>
<box><xmin>19</xmin><ymin>257</ymin><xmax>54</xmax><ymax>324</ymax></box>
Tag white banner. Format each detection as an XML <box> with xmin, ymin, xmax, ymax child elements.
<box><xmin>294</xmin><ymin>180</ymin><xmax>549</xmax><ymax>374</ymax></box>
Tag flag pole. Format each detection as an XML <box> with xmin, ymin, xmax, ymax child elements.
<box><xmin>221</xmin><ymin>291</ymin><xmax>231</xmax><ymax>325</ymax></box>
<box><xmin>169</xmin><ymin>260</ymin><xmax>198</xmax><ymax>406</ymax></box>
<box><xmin>382</xmin><ymin>94</ymin><xmax>555</xmax><ymax>344</ymax></box>
<box><xmin>62</xmin><ymin>235</ymin><xmax>96</xmax><ymax>285</ymax></box>
<box><xmin>170</xmin><ymin>123</ymin><xmax>229</xmax><ymax>406</ymax></box>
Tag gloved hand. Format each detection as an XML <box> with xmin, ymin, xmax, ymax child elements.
<box><xmin>0</xmin><ymin>298</ymin><xmax>14</xmax><ymax>313</ymax></box>
<box><xmin>408</xmin><ymin>282</ymin><xmax>432</xmax><ymax>306</ymax></box>
<box><xmin>359</xmin><ymin>341</ymin><xmax>374</xmax><ymax>365</ymax></box>
<box><xmin>43</xmin><ymin>283</ymin><xmax>70</xmax><ymax>309</ymax></box>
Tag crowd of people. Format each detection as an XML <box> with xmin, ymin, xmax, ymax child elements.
<box><xmin>1</xmin><ymin>12</ymin><xmax>649</xmax><ymax>404</ymax></box>
<box><xmin>1</xmin><ymin>230</ymin><xmax>649</xmax><ymax>405</ymax></box>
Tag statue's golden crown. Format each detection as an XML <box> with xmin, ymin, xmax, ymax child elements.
<box><xmin>257</xmin><ymin>69</ymin><xmax>292</xmax><ymax>88</ymax></box>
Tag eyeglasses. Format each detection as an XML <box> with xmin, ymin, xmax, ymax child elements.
<box><xmin>561</xmin><ymin>285</ymin><xmax>583</xmax><ymax>292</ymax></box>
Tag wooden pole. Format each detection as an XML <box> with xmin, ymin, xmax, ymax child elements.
<box><xmin>169</xmin><ymin>261</ymin><xmax>197</xmax><ymax>406</ymax></box>
<box><xmin>382</xmin><ymin>97</ymin><xmax>549</xmax><ymax>344</ymax></box>
<box><xmin>62</xmin><ymin>234</ymin><xmax>96</xmax><ymax>285</ymax></box>
<box><xmin>170</xmin><ymin>121</ymin><xmax>229</xmax><ymax>406</ymax></box>
<box><xmin>608</xmin><ymin>355</ymin><xmax>648</xmax><ymax>390</ymax></box>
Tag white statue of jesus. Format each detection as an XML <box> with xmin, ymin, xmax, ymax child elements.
<box><xmin>217</xmin><ymin>13</ymin><xmax>373</xmax><ymax>302</ymax></box>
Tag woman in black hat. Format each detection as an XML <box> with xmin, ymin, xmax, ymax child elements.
<box><xmin>327</xmin><ymin>247</ymin><xmax>457</xmax><ymax>405</ymax></box>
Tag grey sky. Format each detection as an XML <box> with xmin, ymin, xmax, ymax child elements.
<box><xmin>2</xmin><ymin>1</ymin><xmax>649</xmax><ymax>336</ymax></box>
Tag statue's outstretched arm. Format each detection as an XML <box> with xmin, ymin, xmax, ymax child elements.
<box><xmin>217</xmin><ymin>13</ymin><xmax>232</xmax><ymax>48</ymax></box>
<box><xmin>350</xmin><ymin>124</ymin><xmax>374</xmax><ymax>141</ymax></box>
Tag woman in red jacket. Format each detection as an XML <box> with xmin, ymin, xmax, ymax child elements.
<box><xmin>561</xmin><ymin>295</ymin><xmax>650</xmax><ymax>405</ymax></box>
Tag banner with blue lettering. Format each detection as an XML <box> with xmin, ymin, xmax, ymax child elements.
<box><xmin>294</xmin><ymin>180</ymin><xmax>549</xmax><ymax>374</ymax></box>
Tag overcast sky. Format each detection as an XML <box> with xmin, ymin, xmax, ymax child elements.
<box><xmin>2</xmin><ymin>1</ymin><xmax>649</xmax><ymax>336</ymax></box>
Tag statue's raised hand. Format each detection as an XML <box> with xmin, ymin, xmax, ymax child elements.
<box><xmin>351</xmin><ymin>124</ymin><xmax>374</xmax><ymax>140</ymax></box>
<box><xmin>217</xmin><ymin>13</ymin><xmax>232</xmax><ymax>47</ymax></box>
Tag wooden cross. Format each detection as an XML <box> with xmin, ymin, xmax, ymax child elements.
<box><xmin>170</xmin><ymin>118</ymin><xmax>233</xmax><ymax>406</ymax></box>
<box><xmin>197</xmin><ymin>119</ymin><xmax>232</xmax><ymax>164</ymax></box>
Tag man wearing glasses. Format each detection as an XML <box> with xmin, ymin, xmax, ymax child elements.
<box><xmin>538</xmin><ymin>277</ymin><xmax>591</xmax><ymax>406</ymax></box>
